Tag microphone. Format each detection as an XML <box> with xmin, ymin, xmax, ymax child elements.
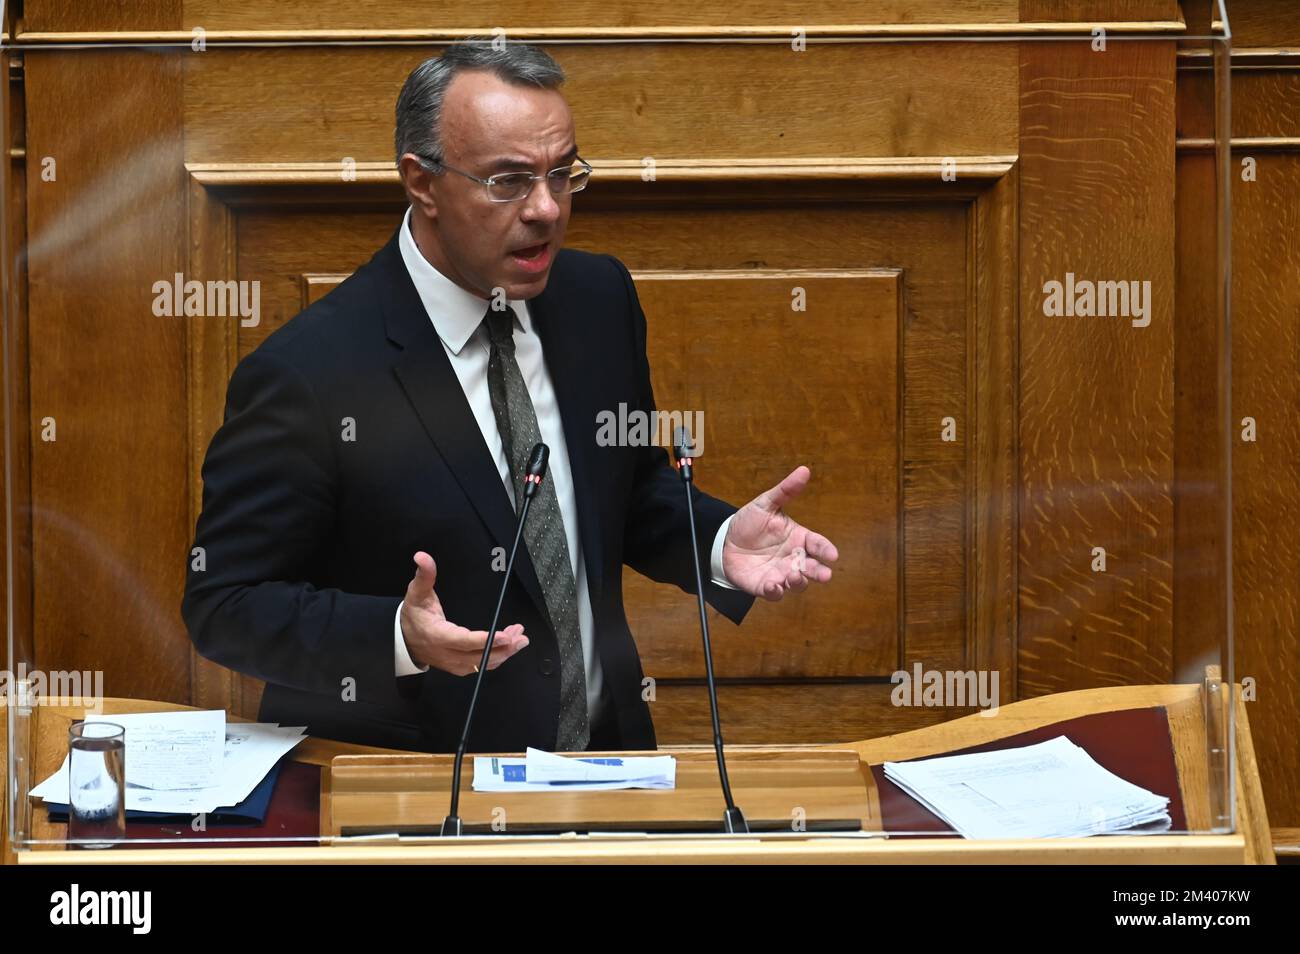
<box><xmin>440</xmin><ymin>441</ymin><xmax>549</xmax><ymax>837</ymax></box>
<box><xmin>672</xmin><ymin>427</ymin><xmax>749</xmax><ymax>834</ymax></box>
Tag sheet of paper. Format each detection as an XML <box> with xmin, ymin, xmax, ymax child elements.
<box><xmin>471</xmin><ymin>751</ymin><xmax>676</xmax><ymax>793</ymax></box>
<box><xmin>31</xmin><ymin>720</ymin><xmax>306</xmax><ymax>815</ymax></box>
<box><xmin>883</xmin><ymin>736</ymin><xmax>1171</xmax><ymax>839</ymax></box>
<box><xmin>524</xmin><ymin>747</ymin><xmax>676</xmax><ymax>784</ymax></box>
<box><xmin>85</xmin><ymin>710</ymin><xmax>225</xmax><ymax>791</ymax></box>
<box><xmin>885</xmin><ymin>736</ymin><xmax>1172</xmax><ymax>838</ymax></box>
<box><xmin>33</xmin><ymin>757</ymin><xmax>225</xmax><ymax>815</ymax></box>
<box><xmin>207</xmin><ymin>723</ymin><xmax>307</xmax><ymax>808</ymax></box>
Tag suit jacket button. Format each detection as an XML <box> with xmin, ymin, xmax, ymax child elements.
<box><xmin>540</xmin><ymin>657</ymin><xmax>555</xmax><ymax>675</ymax></box>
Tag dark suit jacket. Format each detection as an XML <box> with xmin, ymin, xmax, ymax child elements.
<box><xmin>181</xmin><ymin>227</ymin><xmax>754</xmax><ymax>752</ymax></box>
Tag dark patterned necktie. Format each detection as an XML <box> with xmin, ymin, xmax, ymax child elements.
<box><xmin>482</xmin><ymin>305</ymin><xmax>590</xmax><ymax>751</ymax></box>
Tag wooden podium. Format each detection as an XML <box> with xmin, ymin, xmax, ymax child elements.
<box><xmin>327</xmin><ymin>748</ymin><xmax>875</xmax><ymax>836</ymax></box>
<box><xmin>4</xmin><ymin>682</ymin><xmax>1275</xmax><ymax>864</ymax></box>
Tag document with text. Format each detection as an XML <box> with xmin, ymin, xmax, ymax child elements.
<box><xmin>884</xmin><ymin>735</ymin><xmax>1172</xmax><ymax>839</ymax></box>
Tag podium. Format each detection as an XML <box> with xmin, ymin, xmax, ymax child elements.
<box><xmin>328</xmin><ymin>748</ymin><xmax>873</xmax><ymax>835</ymax></box>
<box><xmin>4</xmin><ymin>679</ymin><xmax>1274</xmax><ymax>864</ymax></box>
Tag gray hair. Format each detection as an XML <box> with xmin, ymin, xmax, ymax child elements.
<box><xmin>394</xmin><ymin>40</ymin><xmax>566</xmax><ymax>169</ymax></box>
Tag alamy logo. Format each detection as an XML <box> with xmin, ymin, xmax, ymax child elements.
<box><xmin>891</xmin><ymin>664</ymin><xmax>1000</xmax><ymax>717</ymax></box>
<box><xmin>1042</xmin><ymin>272</ymin><xmax>1151</xmax><ymax>327</ymax></box>
<box><xmin>595</xmin><ymin>403</ymin><xmax>705</xmax><ymax>455</ymax></box>
<box><xmin>49</xmin><ymin>884</ymin><xmax>151</xmax><ymax>934</ymax></box>
<box><xmin>151</xmin><ymin>272</ymin><xmax>260</xmax><ymax>327</ymax></box>
<box><xmin>0</xmin><ymin>663</ymin><xmax>104</xmax><ymax>712</ymax></box>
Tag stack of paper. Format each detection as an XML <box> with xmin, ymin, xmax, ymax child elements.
<box><xmin>884</xmin><ymin>735</ymin><xmax>1171</xmax><ymax>839</ymax></box>
<box><xmin>31</xmin><ymin>710</ymin><xmax>306</xmax><ymax>815</ymax></box>
<box><xmin>472</xmin><ymin>747</ymin><xmax>676</xmax><ymax>792</ymax></box>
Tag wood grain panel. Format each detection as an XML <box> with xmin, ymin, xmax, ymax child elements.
<box><xmin>22</xmin><ymin>0</ymin><xmax>181</xmax><ymax>33</ymax></box>
<box><xmin>23</xmin><ymin>51</ymin><xmax>192</xmax><ymax>704</ymax></box>
<box><xmin>568</xmin><ymin>193</ymin><xmax>982</xmax><ymax>682</ymax></box>
<box><xmin>180</xmin><ymin>0</ymin><xmax>1020</xmax><ymax>32</ymax></box>
<box><xmin>1017</xmin><ymin>40</ymin><xmax>1178</xmax><ymax>693</ymax></box>
<box><xmin>1019</xmin><ymin>0</ymin><xmax>1179</xmax><ymax>20</ymax></box>
<box><xmin>1176</xmin><ymin>37</ymin><xmax>1300</xmax><ymax>830</ymax></box>
<box><xmin>182</xmin><ymin>43</ymin><xmax>1018</xmax><ymax>164</ymax></box>
<box><xmin>971</xmin><ymin>163</ymin><xmax>1020</xmax><ymax>697</ymax></box>
<box><xmin>625</xmin><ymin>270</ymin><xmax>901</xmax><ymax>678</ymax></box>
<box><xmin>1179</xmin><ymin>69</ymin><xmax>1300</xmax><ymax>141</ymax></box>
<box><xmin>2</xmin><ymin>51</ymin><xmax>37</xmax><ymax>862</ymax></box>
<box><xmin>21</xmin><ymin>0</ymin><xmax>1185</xmax><ymax>38</ymax></box>
<box><xmin>1222</xmin><ymin>156</ymin><xmax>1299</xmax><ymax>825</ymax></box>
<box><xmin>1182</xmin><ymin>0</ymin><xmax>1300</xmax><ymax>47</ymax></box>
<box><xmin>651</xmin><ymin>682</ymin><xmax>979</xmax><ymax>745</ymax></box>
<box><xmin>186</xmin><ymin>164</ymin><xmax>242</xmax><ymax>719</ymax></box>
<box><xmin>1171</xmin><ymin>146</ymin><xmax>1223</xmax><ymax>690</ymax></box>
<box><xmin>0</xmin><ymin>48</ymin><xmax>26</xmax><ymax>871</ymax></box>
<box><xmin>3</xmin><ymin>54</ymin><xmax>33</xmax><ymax>686</ymax></box>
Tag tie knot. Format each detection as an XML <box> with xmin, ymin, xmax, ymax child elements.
<box><xmin>483</xmin><ymin>306</ymin><xmax>515</xmax><ymax>352</ymax></box>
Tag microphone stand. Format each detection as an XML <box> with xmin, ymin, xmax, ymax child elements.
<box><xmin>674</xmin><ymin>433</ymin><xmax>749</xmax><ymax>834</ymax></box>
<box><xmin>440</xmin><ymin>443</ymin><xmax>549</xmax><ymax>837</ymax></box>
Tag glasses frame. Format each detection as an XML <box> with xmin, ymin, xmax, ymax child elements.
<box><xmin>416</xmin><ymin>154</ymin><xmax>593</xmax><ymax>203</ymax></box>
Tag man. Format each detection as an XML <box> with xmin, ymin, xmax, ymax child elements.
<box><xmin>182</xmin><ymin>41</ymin><xmax>838</xmax><ymax>753</ymax></box>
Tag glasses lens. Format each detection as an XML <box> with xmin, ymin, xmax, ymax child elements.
<box><xmin>490</xmin><ymin>173</ymin><xmax>534</xmax><ymax>202</ymax></box>
<box><xmin>547</xmin><ymin>164</ymin><xmax>590</xmax><ymax>195</ymax></box>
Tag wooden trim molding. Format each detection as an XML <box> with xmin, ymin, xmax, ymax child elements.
<box><xmin>185</xmin><ymin>173</ymin><xmax>241</xmax><ymax>717</ymax></box>
<box><xmin>968</xmin><ymin>161</ymin><xmax>1019</xmax><ymax>696</ymax></box>
<box><xmin>1178</xmin><ymin>48</ymin><xmax>1300</xmax><ymax>68</ymax></box>
<box><xmin>13</xmin><ymin>23</ymin><xmax>1189</xmax><ymax>46</ymax></box>
<box><xmin>186</xmin><ymin>156</ymin><xmax>1017</xmax><ymax>187</ymax></box>
<box><xmin>1177</xmin><ymin>136</ymin><xmax>1300</xmax><ymax>152</ymax></box>
<box><xmin>184</xmin><ymin>157</ymin><xmax>1020</xmax><ymax>209</ymax></box>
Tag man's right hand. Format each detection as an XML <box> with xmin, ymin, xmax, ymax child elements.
<box><xmin>399</xmin><ymin>551</ymin><xmax>530</xmax><ymax>676</ymax></box>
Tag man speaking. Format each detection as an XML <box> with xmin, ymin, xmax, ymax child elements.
<box><xmin>182</xmin><ymin>40</ymin><xmax>838</xmax><ymax>753</ymax></box>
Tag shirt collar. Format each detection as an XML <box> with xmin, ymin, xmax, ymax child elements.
<box><xmin>397</xmin><ymin>206</ymin><xmax>529</xmax><ymax>355</ymax></box>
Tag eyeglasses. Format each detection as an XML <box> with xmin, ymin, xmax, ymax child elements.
<box><xmin>417</xmin><ymin>155</ymin><xmax>592</xmax><ymax>203</ymax></box>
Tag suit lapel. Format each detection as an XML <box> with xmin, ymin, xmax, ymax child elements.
<box><xmin>374</xmin><ymin>230</ymin><xmax>549</xmax><ymax>622</ymax></box>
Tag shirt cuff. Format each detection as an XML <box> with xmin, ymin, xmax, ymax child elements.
<box><xmin>395</xmin><ymin>600</ymin><xmax>429</xmax><ymax>676</ymax></box>
<box><xmin>710</xmin><ymin>514</ymin><xmax>741</xmax><ymax>591</ymax></box>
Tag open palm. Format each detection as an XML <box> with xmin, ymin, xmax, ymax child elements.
<box><xmin>721</xmin><ymin>466</ymin><xmax>839</xmax><ymax>601</ymax></box>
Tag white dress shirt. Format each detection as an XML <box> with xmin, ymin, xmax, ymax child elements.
<box><xmin>392</xmin><ymin>206</ymin><xmax>737</xmax><ymax>728</ymax></box>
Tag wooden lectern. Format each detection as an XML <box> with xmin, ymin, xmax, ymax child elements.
<box><xmin>3</xmin><ymin>681</ymin><xmax>1274</xmax><ymax>864</ymax></box>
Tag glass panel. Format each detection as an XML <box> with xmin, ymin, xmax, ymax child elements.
<box><xmin>3</xmin><ymin>5</ymin><xmax>1235</xmax><ymax>854</ymax></box>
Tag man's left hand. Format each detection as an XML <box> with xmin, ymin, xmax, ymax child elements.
<box><xmin>721</xmin><ymin>465</ymin><xmax>839</xmax><ymax>601</ymax></box>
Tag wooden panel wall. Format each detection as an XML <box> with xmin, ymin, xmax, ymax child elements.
<box><xmin>3</xmin><ymin>0</ymin><xmax>1293</xmax><ymax>853</ymax></box>
<box><xmin>23</xmin><ymin>51</ymin><xmax>192</xmax><ymax>704</ymax></box>
<box><xmin>1017</xmin><ymin>39</ymin><xmax>1177</xmax><ymax>693</ymax></box>
<box><xmin>1177</xmin><ymin>0</ymin><xmax>1300</xmax><ymax>839</ymax></box>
